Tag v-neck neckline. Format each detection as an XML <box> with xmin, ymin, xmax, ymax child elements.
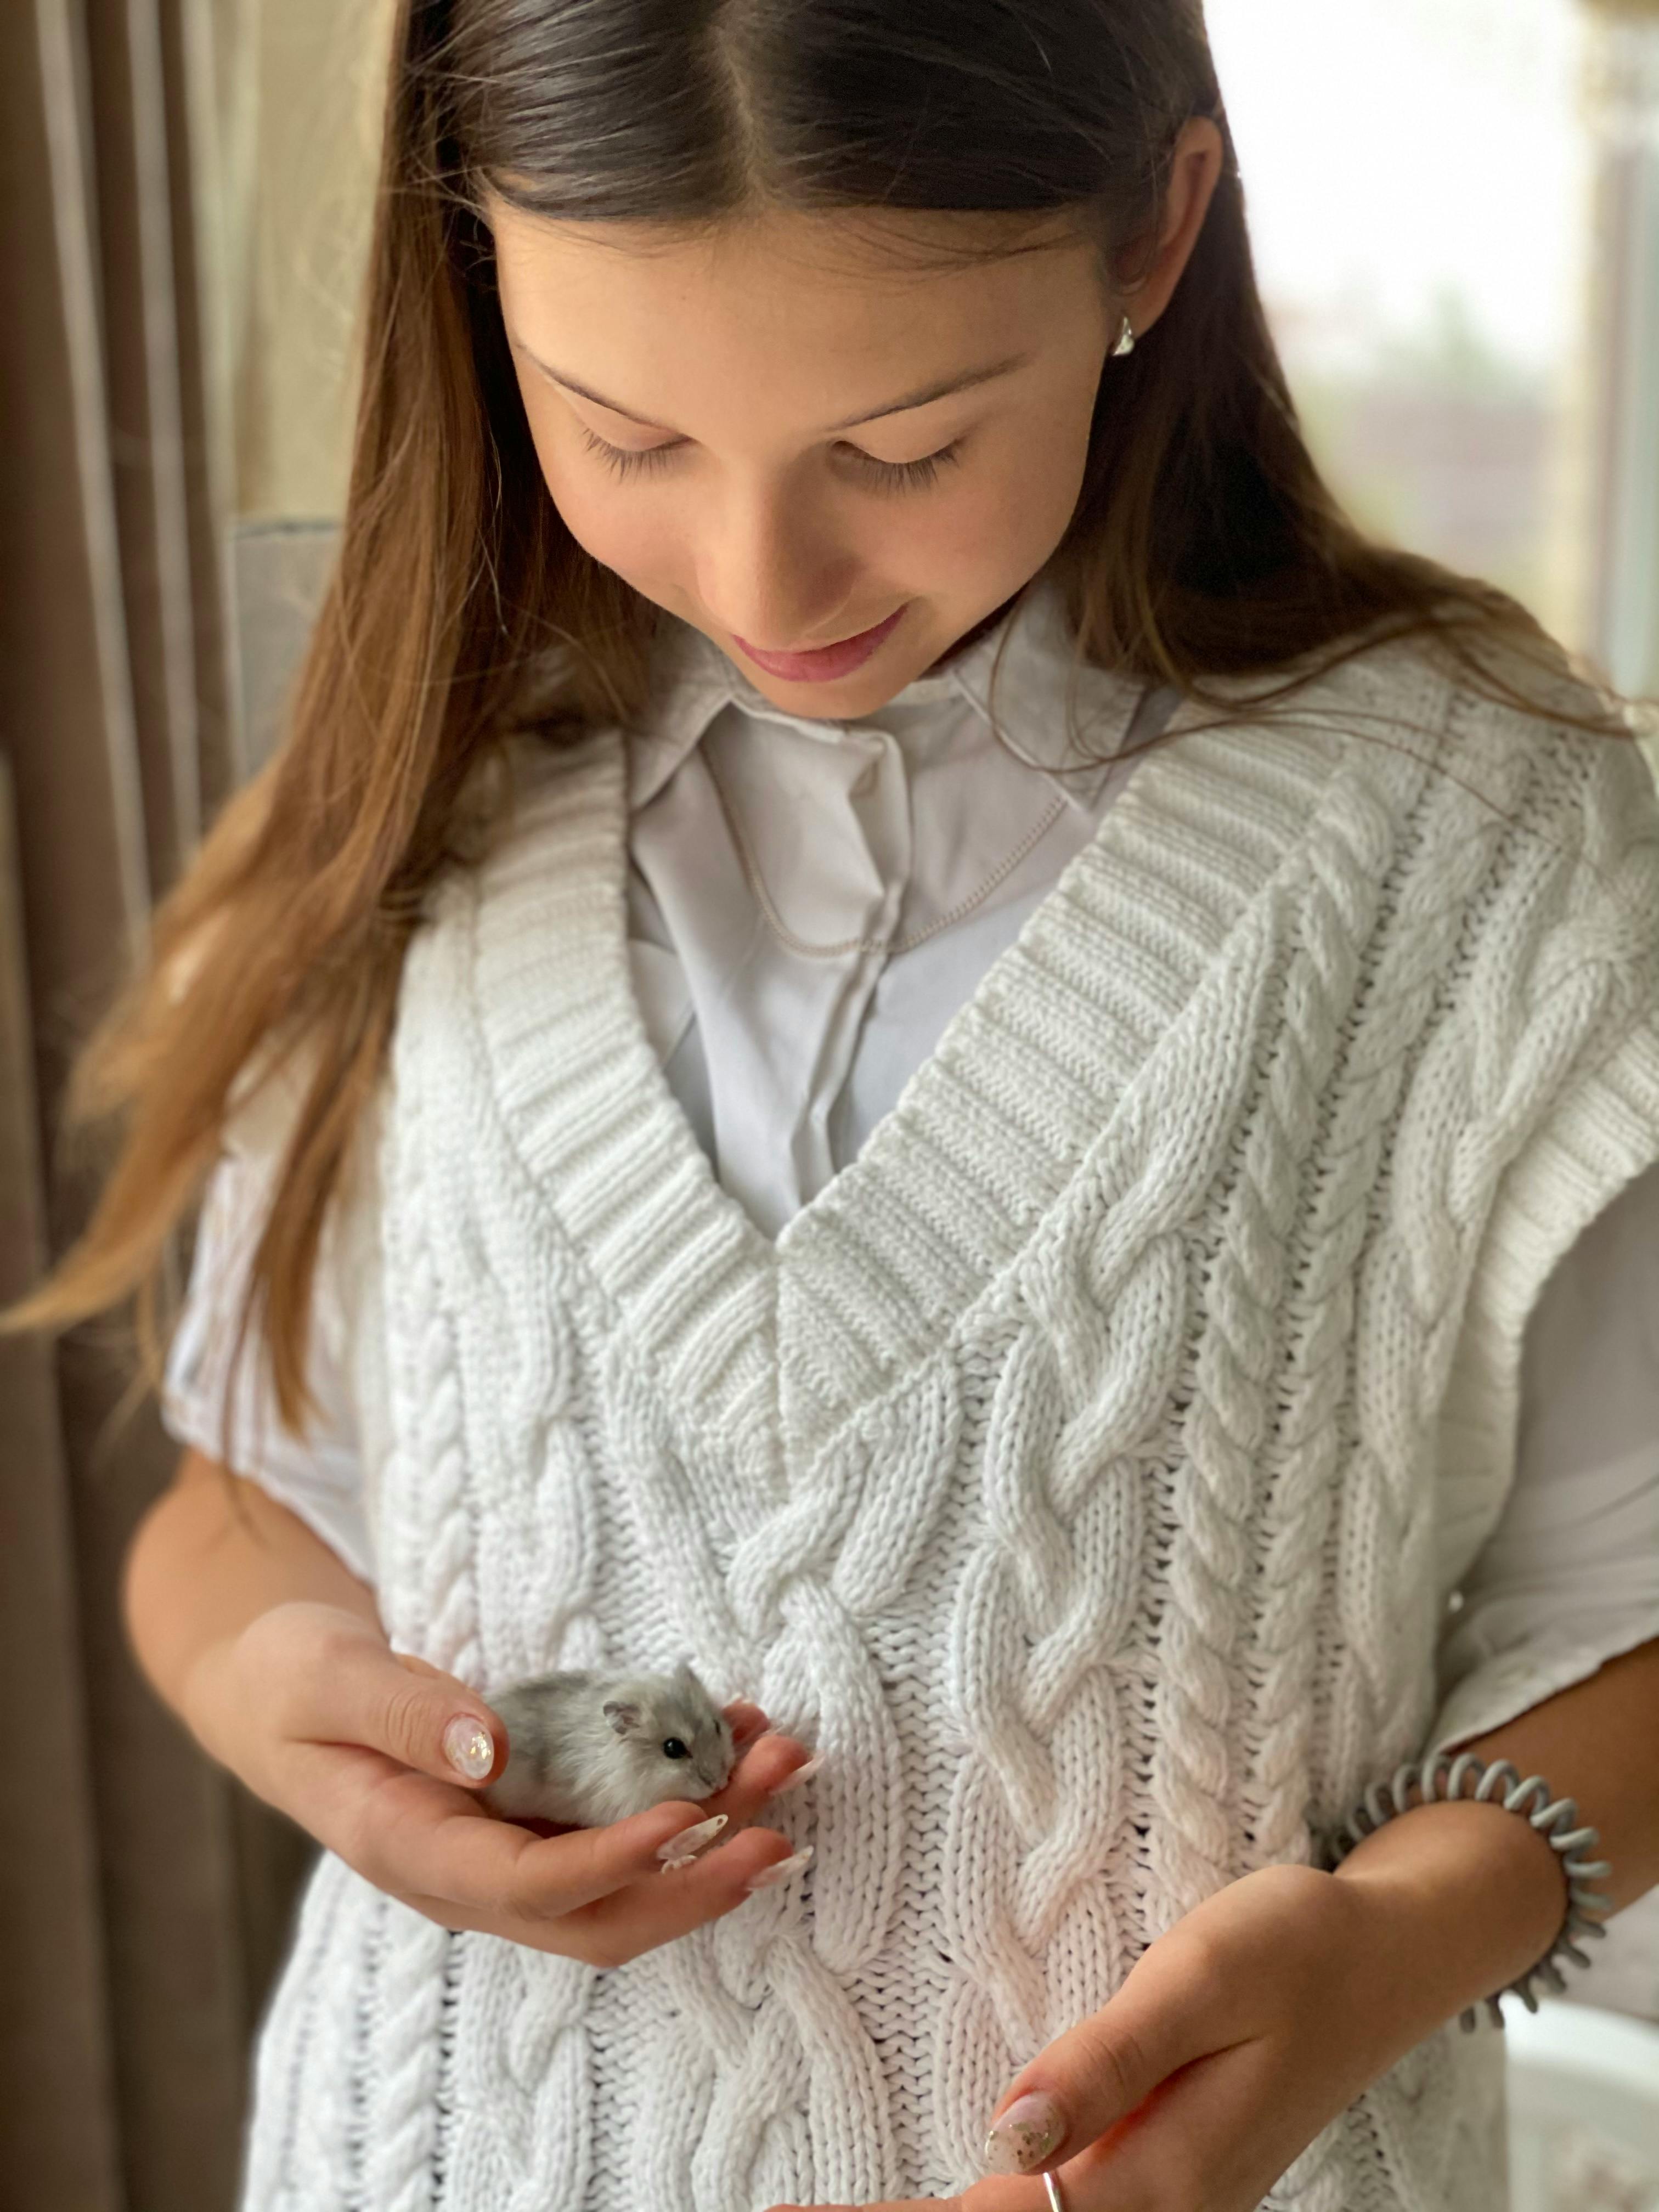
<box><xmin>471</xmin><ymin>699</ymin><xmax>1344</xmax><ymax>1474</ymax></box>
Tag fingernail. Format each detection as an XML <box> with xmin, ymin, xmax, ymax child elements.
<box><xmin>773</xmin><ymin>1752</ymin><xmax>823</xmax><ymax>1794</ymax></box>
<box><xmin>743</xmin><ymin>1845</ymin><xmax>813</xmax><ymax>1893</ymax></box>
<box><xmin>982</xmin><ymin>2091</ymin><xmax>1066</xmax><ymax>2176</ymax></box>
<box><xmin>655</xmin><ymin>1812</ymin><xmax>727</xmax><ymax>1866</ymax></box>
<box><xmin>443</xmin><ymin>1715</ymin><xmax>494</xmax><ymax>1782</ymax></box>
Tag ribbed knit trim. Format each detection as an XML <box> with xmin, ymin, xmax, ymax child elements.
<box><xmin>471</xmin><ymin>705</ymin><xmax>1349</xmax><ymax>1458</ymax></box>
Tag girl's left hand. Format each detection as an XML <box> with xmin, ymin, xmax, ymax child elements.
<box><xmin>768</xmin><ymin>1859</ymin><xmax>1447</xmax><ymax>2212</ymax></box>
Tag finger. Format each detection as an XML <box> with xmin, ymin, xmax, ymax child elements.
<box><xmin>307</xmin><ymin>1708</ymin><xmax>814</xmax><ymax>1915</ymax></box>
<box><xmin>725</xmin><ymin>1699</ymin><xmax>770</xmax><ymax>1746</ymax></box>
<box><xmin>760</xmin><ymin>2201</ymin><xmax>968</xmax><ymax>2211</ymax></box>
<box><xmin>980</xmin><ymin>1940</ymin><xmax>1238</xmax><ymax>2179</ymax></box>
<box><xmin>556</xmin><ymin>1736</ymin><xmax>819</xmax><ymax>1956</ymax></box>
<box><xmin>302</xmin><ymin>1743</ymin><xmax>775</xmax><ymax>1922</ymax></box>
<box><xmin>434</xmin><ymin>1730</ymin><xmax>814</xmax><ymax>1951</ymax></box>
<box><xmin>395</xmin><ymin>1808</ymin><xmax>804</xmax><ymax>1961</ymax></box>
<box><xmin>565</xmin><ymin>1816</ymin><xmax>808</xmax><ymax>1960</ymax></box>
<box><xmin>398</xmin><ymin>1702</ymin><xmax>805</xmax><ymax>1844</ymax></box>
<box><xmin>535</xmin><ymin>1729</ymin><xmax>812</xmax><ymax>1909</ymax></box>
<box><xmin>721</xmin><ymin>1728</ymin><xmax>815</xmax><ymax>1807</ymax></box>
<box><xmin>295</xmin><ymin>1633</ymin><xmax>506</xmax><ymax>1791</ymax></box>
<box><xmin>1042</xmin><ymin>2037</ymin><xmax>1291</xmax><ymax>2212</ymax></box>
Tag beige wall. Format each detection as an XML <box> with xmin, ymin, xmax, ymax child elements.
<box><xmin>215</xmin><ymin>0</ymin><xmax>394</xmax><ymax>517</ymax></box>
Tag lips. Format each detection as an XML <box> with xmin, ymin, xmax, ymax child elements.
<box><xmin>733</xmin><ymin>605</ymin><xmax>907</xmax><ymax>684</ymax></box>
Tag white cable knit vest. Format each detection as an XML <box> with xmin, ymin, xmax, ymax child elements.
<box><xmin>239</xmin><ymin>640</ymin><xmax>1659</xmax><ymax>2212</ymax></box>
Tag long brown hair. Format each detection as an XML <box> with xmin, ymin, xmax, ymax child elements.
<box><xmin>13</xmin><ymin>0</ymin><xmax>1623</xmax><ymax>1427</ymax></box>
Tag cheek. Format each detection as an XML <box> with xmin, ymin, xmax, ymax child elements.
<box><xmin>560</xmin><ymin>476</ymin><xmax>688</xmax><ymax>595</ymax></box>
<box><xmin>985</xmin><ymin>399</ymin><xmax>1098</xmax><ymax>558</ymax></box>
<box><xmin>535</xmin><ymin>460</ymin><xmax>684</xmax><ymax>597</ymax></box>
<box><xmin>907</xmin><ymin>418</ymin><xmax>1093</xmax><ymax>601</ymax></box>
<box><xmin>515</xmin><ymin>381</ymin><xmax>689</xmax><ymax>594</ymax></box>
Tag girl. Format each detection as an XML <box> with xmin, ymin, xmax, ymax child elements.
<box><xmin>18</xmin><ymin>1</ymin><xmax>1659</xmax><ymax>2208</ymax></box>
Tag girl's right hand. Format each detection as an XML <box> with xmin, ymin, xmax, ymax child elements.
<box><xmin>185</xmin><ymin>1600</ymin><xmax>815</xmax><ymax>1967</ymax></box>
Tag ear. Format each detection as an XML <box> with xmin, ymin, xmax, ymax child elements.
<box><xmin>1114</xmin><ymin>115</ymin><xmax>1226</xmax><ymax>341</ymax></box>
<box><xmin>602</xmin><ymin>1700</ymin><xmax>643</xmax><ymax>1737</ymax></box>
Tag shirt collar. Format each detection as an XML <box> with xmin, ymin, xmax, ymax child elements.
<box><xmin>625</xmin><ymin>573</ymin><xmax>1152</xmax><ymax>815</ymax></box>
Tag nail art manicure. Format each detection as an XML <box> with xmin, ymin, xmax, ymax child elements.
<box><xmin>774</xmin><ymin>1752</ymin><xmax>823</xmax><ymax>1794</ymax></box>
<box><xmin>743</xmin><ymin>1845</ymin><xmax>814</xmax><ymax>1893</ymax></box>
<box><xmin>981</xmin><ymin>2091</ymin><xmax>1066</xmax><ymax>2176</ymax></box>
<box><xmin>655</xmin><ymin>1812</ymin><xmax>728</xmax><ymax>1867</ymax></box>
<box><xmin>443</xmin><ymin>1715</ymin><xmax>495</xmax><ymax>1782</ymax></box>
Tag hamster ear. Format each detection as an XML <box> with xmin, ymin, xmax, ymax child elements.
<box><xmin>602</xmin><ymin>1700</ymin><xmax>643</xmax><ymax>1737</ymax></box>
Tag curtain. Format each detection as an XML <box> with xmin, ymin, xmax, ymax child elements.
<box><xmin>0</xmin><ymin>1</ymin><xmax>313</xmax><ymax>2205</ymax></box>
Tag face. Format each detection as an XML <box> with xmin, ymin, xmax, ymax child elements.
<box><xmin>489</xmin><ymin>201</ymin><xmax>1119</xmax><ymax>717</ymax></box>
<box><xmin>616</xmin><ymin>1683</ymin><xmax>736</xmax><ymax>1801</ymax></box>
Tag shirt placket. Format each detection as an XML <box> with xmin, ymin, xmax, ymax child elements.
<box><xmin>668</xmin><ymin>707</ymin><xmax>913</xmax><ymax>1235</ymax></box>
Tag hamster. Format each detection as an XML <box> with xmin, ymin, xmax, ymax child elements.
<box><xmin>481</xmin><ymin>1660</ymin><xmax>738</xmax><ymax>1828</ymax></box>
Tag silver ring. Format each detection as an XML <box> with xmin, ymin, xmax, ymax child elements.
<box><xmin>1043</xmin><ymin>2173</ymin><xmax>1067</xmax><ymax>2212</ymax></box>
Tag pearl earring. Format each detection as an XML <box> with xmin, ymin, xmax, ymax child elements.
<box><xmin>1113</xmin><ymin>315</ymin><xmax>1137</xmax><ymax>358</ymax></box>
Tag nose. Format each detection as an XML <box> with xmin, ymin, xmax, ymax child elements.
<box><xmin>697</xmin><ymin>477</ymin><xmax>861</xmax><ymax>650</ymax></box>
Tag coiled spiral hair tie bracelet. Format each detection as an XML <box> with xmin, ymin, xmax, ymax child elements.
<box><xmin>1329</xmin><ymin>1751</ymin><xmax>1613</xmax><ymax>2030</ymax></box>
<box><xmin>1030</xmin><ymin>1754</ymin><xmax>1610</xmax><ymax>2212</ymax></box>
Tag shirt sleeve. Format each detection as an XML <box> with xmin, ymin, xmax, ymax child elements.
<box><xmin>161</xmin><ymin>1148</ymin><xmax>375</xmax><ymax>1587</ymax></box>
<box><xmin>1432</xmin><ymin>1160</ymin><xmax>1659</xmax><ymax>1752</ymax></box>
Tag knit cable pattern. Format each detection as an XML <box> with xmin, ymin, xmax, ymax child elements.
<box><xmin>408</xmin><ymin>888</ymin><xmax>610</xmax><ymax>2212</ymax></box>
<box><xmin>351</xmin><ymin>896</ymin><xmax>484</xmax><ymax>2212</ymax></box>
<box><xmin>241</xmin><ymin>651</ymin><xmax>1659</xmax><ymax>2212</ymax></box>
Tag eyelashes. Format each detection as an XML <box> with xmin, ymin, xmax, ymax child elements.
<box><xmin>860</xmin><ymin>441</ymin><xmax>964</xmax><ymax>493</ymax></box>
<box><xmin>577</xmin><ymin>424</ymin><xmax>965</xmax><ymax>494</ymax></box>
<box><xmin>578</xmin><ymin>427</ymin><xmax>683</xmax><ymax>481</ymax></box>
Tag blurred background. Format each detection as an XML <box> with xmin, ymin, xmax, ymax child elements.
<box><xmin>2</xmin><ymin>1</ymin><xmax>1658</xmax><ymax>2207</ymax></box>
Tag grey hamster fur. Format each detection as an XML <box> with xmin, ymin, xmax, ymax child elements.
<box><xmin>481</xmin><ymin>1660</ymin><xmax>737</xmax><ymax>1827</ymax></box>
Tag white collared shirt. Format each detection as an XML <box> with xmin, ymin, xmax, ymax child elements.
<box><xmin>622</xmin><ymin>583</ymin><xmax>1165</xmax><ymax>1234</ymax></box>
<box><xmin>161</xmin><ymin>584</ymin><xmax>1659</xmax><ymax>1752</ymax></box>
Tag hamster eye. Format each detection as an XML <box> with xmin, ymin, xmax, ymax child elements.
<box><xmin>662</xmin><ymin>1737</ymin><xmax>690</xmax><ymax>1759</ymax></box>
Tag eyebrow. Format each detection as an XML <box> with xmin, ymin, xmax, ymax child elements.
<box><xmin>511</xmin><ymin>342</ymin><xmax>1033</xmax><ymax>434</ymax></box>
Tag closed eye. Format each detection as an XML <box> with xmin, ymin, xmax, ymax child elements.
<box><xmin>577</xmin><ymin>424</ymin><xmax>965</xmax><ymax>493</ymax></box>
<box><xmin>579</xmin><ymin>427</ymin><xmax>685</xmax><ymax>479</ymax></box>
<box><xmin>842</xmin><ymin>439</ymin><xmax>964</xmax><ymax>493</ymax></box>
